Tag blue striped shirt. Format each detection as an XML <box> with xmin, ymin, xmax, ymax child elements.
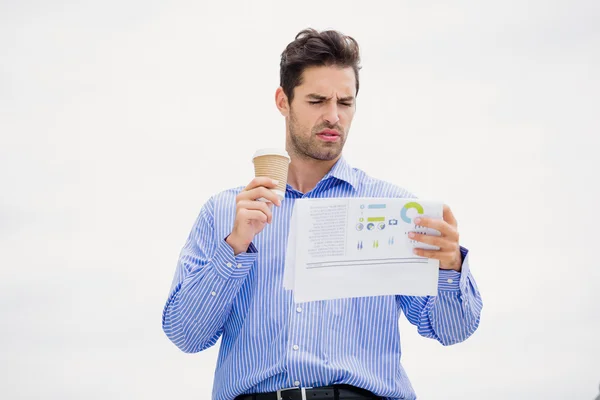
<box><xmin>162</xmin><ymin>157</ymin><xmax>483</xmax><ymax>400</ymax></box>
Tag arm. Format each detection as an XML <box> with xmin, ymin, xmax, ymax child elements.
<box><xmin>162</xmin><ymin>198</ymin><xmax>258</xmax><ymax>353</ymax></box>
<box><xmin>397</xmin><ymin>246</ymin><xmax>483</xmax><ymax>345</ymax></box>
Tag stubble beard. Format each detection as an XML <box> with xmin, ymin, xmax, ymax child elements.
<box><xmin>288</xmin><ymin>108</ymin><xmax>347</xmax><ymax>162</ymax></box>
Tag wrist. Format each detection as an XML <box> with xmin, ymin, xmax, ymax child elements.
<box><xmin>450</xmin><ymin>250</ymin><xmax>462</xmax><ymax>272</ymax></box>
<box><xmin>441</xmin><ymin>249</ymin><xmax>462</xmax><ymax>272</ymax></box>
<box><xmin>226</xmin><ymin>234</ymin><xmax>249</xmax><ymax>256</ymax></box>
<box><xmin>452</xmin><ymin>249</ymin><xmax>462</xmax><ymax>272</ymax></box>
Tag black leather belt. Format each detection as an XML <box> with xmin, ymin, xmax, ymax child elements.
<box><xmin>235</xmin><ymin>384</ymin><xmax>380</xmax><ymax>400</ymax></box>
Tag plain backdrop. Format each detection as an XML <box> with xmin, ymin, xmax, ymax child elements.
<box><xmin>1</xmin><ymin>0</ymin><xmax>599</xmax><ymax>399</ymax></box>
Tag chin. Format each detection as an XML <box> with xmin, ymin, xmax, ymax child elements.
<box><xmin>313</xmin><ymin>149</ymin><xmax>342</xmax><ymax>161</ymax></box>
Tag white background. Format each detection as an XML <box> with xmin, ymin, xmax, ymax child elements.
<box><xmin>1</xmin><ymin>0</ymin><xmax>599</xmax><ymax>399</ymax></box>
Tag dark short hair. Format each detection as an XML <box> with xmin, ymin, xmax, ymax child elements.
<box><xmin>279</xmin><ymin>28</ymin><xmax>361</xmax><ymax>105</ymax></box>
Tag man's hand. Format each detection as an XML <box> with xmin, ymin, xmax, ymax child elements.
<box><xmin>226</xmin><ymin>177</ymin><xmax>282</xmax><ymax>255</ymax></box>
<box><xmin>409</xmin><ymin>204</ymin><xmax>462</xmax><ymax>272</ymax></box>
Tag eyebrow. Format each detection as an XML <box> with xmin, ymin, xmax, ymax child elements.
<box><xmin>305</xmin><ymin>93</ymin><xmax>355</xmax><ymax>102</ymax></box>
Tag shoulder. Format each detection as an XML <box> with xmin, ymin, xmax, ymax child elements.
<box><xmin>197</xmin><ymin>186</ymin><xmax>244</xmax><ymax>236</ymax></box>
<box><xmin>194</xmin><ymin>186</ymin><xmax>244</xmax><ymax>223</ymax></box>
<box><xmin>352</xmin><ymin>167</ymin><xmax>418</xmax><ymax>199</ymax></box>
<box><xmin>209</xmin><ymin>186</ymin><xmax>245</xmax><ymax>209</ymax></box>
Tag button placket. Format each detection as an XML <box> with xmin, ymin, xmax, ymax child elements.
<box><xmin>287</xmin><ymin>302</ymin><xmax>306</xmax><ymax>390</ymax></box>
<box><xmin>292</xmin><ymin>303</ymin><xmax>304</xmax><ymax>352</ymax></box>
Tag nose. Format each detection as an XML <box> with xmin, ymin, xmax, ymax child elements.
<box><xmin>322</xmin><ymin>102</ymin><xmax>340</xmax><ymax>125</ymax></box>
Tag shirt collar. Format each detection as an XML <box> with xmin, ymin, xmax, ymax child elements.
<box><xmin>321</xmin><ymin>156</ymin><xmax>359</xmax><ymax>192</ymax></box>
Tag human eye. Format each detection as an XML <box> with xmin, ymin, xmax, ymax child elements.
<box><xmin>309</xmin><ymin>101</ymin><xmax>322</xmax><ymax>105</ymax></box>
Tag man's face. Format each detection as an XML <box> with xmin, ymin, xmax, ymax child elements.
<box><xmin>286</xmin><ymin>66</ymin><xmax>356</xmax><ymax>161</ymax></box>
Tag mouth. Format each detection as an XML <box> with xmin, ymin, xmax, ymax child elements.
<box><xmin>316</xmin><ymin>129</ymin><xmax>341</xmax><ymax>142</ymax></box>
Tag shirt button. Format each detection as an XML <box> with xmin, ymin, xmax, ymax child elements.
<box><xmin>226</xmin><ymin>262</ymin><xmax>233</xmax><ymax>268</ymax></box>
<box><xmin>211</xmin><ymin>291</ymin><xmax>217</xmax><ymax>296</ymax></box>
<box><xmin>237</xmin><ymin>263</ymin><xmax>242</xmax><ymax>268</ymax></box>
<box><xmin>292</xmin><ymin>344</ymin><xmax>299</xmax><ymax>351</ymax></box>
<box><xmin>296</xmin><ymin>307</ymin><xmax>302</xmax><ymax>313</ymax></box>
<box><xmin>294</xmin><ymin>380</ymin><xmax>300</xmax><ymax>386</ymax></box>
<box><xmin>447</xmin><ymin>279</ymin><xmax>454</xmax><ymax>284</ymax></box>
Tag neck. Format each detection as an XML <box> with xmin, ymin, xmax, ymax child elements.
<box><xmin>286</xmin><ymin>154</ymin><xmax>340</xmax><ymax>194</ymax></box>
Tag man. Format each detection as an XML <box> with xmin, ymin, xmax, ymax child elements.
<box><xmin>162</xmin><ymin>28</ymin><xmax>483</xmax><ymax>400</ymax></box>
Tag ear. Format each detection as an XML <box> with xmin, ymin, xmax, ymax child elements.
<box><xmin>275</xmin><ymin>87</ymin><xmax>290</xmax><ymax>117</ymax></box>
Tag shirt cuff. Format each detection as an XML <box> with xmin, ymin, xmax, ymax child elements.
<box><xmin>212</xmin><ymin>239</ymin><xmax>258</xmax><ymax>280</ymax></box>
<box><xmin>437</xmin><ymin>245</ymin><xmax>469</xmax><ymax>292</ymax></box>
<box><xmin>438</xmin><ymin>269</ymin><xmax>461</xmax><ymax>291</ymax></box>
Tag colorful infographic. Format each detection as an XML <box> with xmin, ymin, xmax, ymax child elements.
<box><xmin>350</xmin><ymin>199</ymin><xmax>441</xmax><ymax>255</ymax></box>
<box><xmin>401</xmin><ymin>202</ymin><xmax>424</xmax><ymax>224</ymax></box>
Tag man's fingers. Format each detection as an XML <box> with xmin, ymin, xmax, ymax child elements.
<box><xmin>239</xmin><ymin>186</ymin><xmax>281</xmax><ymax>206</ymax></box>
<box><xmin>415</xmin><ymin>217</ymin><xmax>458</xmax><ymax>240</ymax></box>
<box><xmin>409</xmin><ymin>232</ymin><xmax>456</xmax><ymax>252</ymax></box>
<box><xmin>244</xmin><ymin>176</ymin><xmax>279</xmax><ymax>192</ymax></box>
<box><xmin>237</xmin><ymin>200</ymin><xmax>273</xmax><ymax>223</ymax></box>
<box><xmin>413</xmin><ymin>247</ymin><xmax>441</xmax><ymax>259</ymax></box>
<box><xmin>443</xmin><ymin>204</ymin><xmax>458</xmax><ymax>228</ymax></box>
<box><xmin>238</xmin><ymin>208</ymin><xmax>269</xmax><ymax>224</ymax></box>
<box><xmin>413</xmin><ymin>248</ymin><xmax>453</xmax><ymax>262</ymax></box>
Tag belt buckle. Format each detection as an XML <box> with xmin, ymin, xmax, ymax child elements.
<box><xmin>276</xmin><ymin>387</ymin><xmax>311</xmax><ymax>400</ymax></box>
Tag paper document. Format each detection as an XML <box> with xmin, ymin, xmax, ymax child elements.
<box><xmin>284</xmin><ymin>197</ymin><xmax>443</xmax><ymax>303</ymax></box>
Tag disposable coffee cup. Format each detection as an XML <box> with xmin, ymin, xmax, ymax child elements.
<box><xmin>252</xmin><ymin>148</ymin><xmax>290</xmax><ymax>202</ymax></box>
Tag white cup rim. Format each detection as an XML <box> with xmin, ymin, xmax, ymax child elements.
<box><xmin>257</xmin><ymin>189</ymin><xmax>285</xmax><ymax>202</ymax></box>
<box><xmin>252</xmin><ymin>148</ymin><xmax>290</xmax><ymax>161</ymax></box>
